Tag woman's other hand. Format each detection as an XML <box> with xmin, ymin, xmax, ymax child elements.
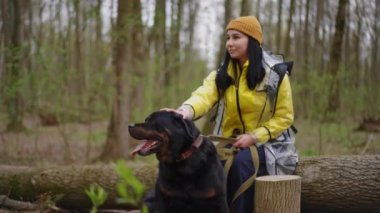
<box><xmin>233</xmin><ymin>134</ymin><xmax>257</xmax><ymax>148</ymax></box>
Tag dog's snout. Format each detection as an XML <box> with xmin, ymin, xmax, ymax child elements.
<box><xmin>128</xmin><ymin>124</ymin><xmax>135</xmax><ymax>129</ymax></box>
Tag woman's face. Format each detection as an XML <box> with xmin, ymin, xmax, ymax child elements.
<box><xmin>226</xmin><ymin>30</ymin><xmax>249</xmax><ymax>64</ymax></box>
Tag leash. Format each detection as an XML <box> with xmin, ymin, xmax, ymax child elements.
<box><xmin>203</xmin><ymin>135</ymin><xmax>260</xmax><ymax>211</ymax></box>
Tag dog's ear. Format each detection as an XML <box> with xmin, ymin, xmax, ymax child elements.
<box><xmin>176</xmin><ymin>116</ymin><xmax>200</xmax><ymax>141</ymax></box>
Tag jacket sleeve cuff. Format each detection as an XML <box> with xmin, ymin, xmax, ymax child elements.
<box><xmin>252</xmin><ymin>127</ymin><xmax>271</xmax><ymax>143</ymax></box>
<box><xmin>177</xmin><ymin>104</ymin><xmax>195</xmax><ymax>120</ymax></box>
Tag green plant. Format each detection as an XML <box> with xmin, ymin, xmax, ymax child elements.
<box><xmin>115</xmin><ymin>160</ymin><xmax>145</xmax><ymax>205</ymax></box>
<box><xmin>115</xmin><ymin>160</ymin><xmax>147</xmax><ymax>212</ymax></box>
<box><xmin>85</xmin><ymin>183</ymin><xmax>108</xmax><ymax>213</ymax></box>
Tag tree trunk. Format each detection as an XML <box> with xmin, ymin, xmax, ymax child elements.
<box><xmin>240</xmin><ymin>0</ymin><xmax>252</xmax><ymax>16</ymax></box>
<box><xmin>354</xmin><ymin>0</ymin><xmax>362</xmax><ymax>86</ymax></box>
<box><xmin>276</xmin><ymin>0</ymin><xmax>283</xmax><ymax>53</ymax></box>
<box><xmin>99</xmin><ymin>0</ymin><xmax>131</xmax><ymax>161</ymax></box>
<box><xmin>325</xmin><ymin>0</ymin><xmax>348</xmax><ymax>117</ymax></box>
<box><xmin>152</xmin><ymin>0</ymin><xmax>167</xmax><ymax>106</ymax></box>
<box><xmin>371</xmin><ymin>0</ymin><xmax>380</xmax><ymax>82</ymax></box>
<box><xmin>295</xmin><ymin>0</ymin><xmax>304</xmax><ymax>62</ymax></box>
<box><xmin>73</xmin><ymin>0</ymin><xmax>84</xmax><ymax>107</ymax></box>
<box><xmin>256</xmin><ymin>0</ymin><xmax>261</xmax><ymax>23</ymax></box>
<box><xmin>128</xmin><ymin>0</ymin><xmax>146</xmax><ymax>119</ymax></box>
<box><xmin>303</xmin><ymin>0</ymin><xmax>310</xmax><ymax>69</ymax></box>
<box><xmin>314</xmin><ymin>0</ymin><xmax>325</xmax><ymax>71</ymax></box>
<box><xmin>168</xmin><ymin>0</ymin><xmax>184</xmax><ymax>105</ymax></box>
<box><xmin>1</xmin><ymin>0</ymin><xmax>26</xmax><ymax>132</ymax></box>
<box><xmin>215</xmin><ymin>0</ymin><xmax>232</xmax><ymax>68</ymax></box>
<box><xmin>0</xmin><ymin>155</ymin><xmax>379</xmax><ymax>212</ymax></box>
<box><xmin>284</xmin><ymin>0</ymin><xmax>295</xmax><ymax>56</ymax></box>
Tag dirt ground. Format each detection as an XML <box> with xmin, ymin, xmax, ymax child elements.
<box><xmin>0</xmin><ymin>118</ymin><xmax>109</xmax><ymax>166</ymax></box>
<box><xmin>0</xmin><ymin>116</ymin><xmax>379</xmax><ymax>166</ymax></box>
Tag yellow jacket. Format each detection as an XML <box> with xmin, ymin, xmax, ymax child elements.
<box><xmin>182</xmin><ymin>60</ymin><xmax>294</xmax><ymax>144</ymax></box>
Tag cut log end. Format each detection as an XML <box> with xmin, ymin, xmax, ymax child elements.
<box><xmin>255</xmin><ymin>175</ymin><xmax>302</xmax><ymax>213</ymax></box>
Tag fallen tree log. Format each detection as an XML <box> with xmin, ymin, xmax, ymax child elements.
<box><xmin>296</xmin><ymin>155</ymin><xmax>380</xmax><ymax>213</ymax></box>
<box><xmin>0</xmin><ymin>163</ymin><xmax>157</xmax><ymax>209</ymax></box>
<box><xmin>0</xmin><ymin>155</ymin><xmax>379</xmax><ymax>212</ymax></box>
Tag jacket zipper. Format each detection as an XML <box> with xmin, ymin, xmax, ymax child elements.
<box><xmin>235</xmin><ymin>65</ymin><xmax>246</xmax><ymax>133</ymax></box>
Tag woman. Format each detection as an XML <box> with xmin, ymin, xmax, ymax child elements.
<box><xmin>169</xmin><ymin>16</ymin><xmax>297</xmax><ymax>213</ymax></box>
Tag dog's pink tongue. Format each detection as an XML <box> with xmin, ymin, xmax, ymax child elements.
<box><xmin>131</xmin><ymin>140</ymin><xmax>157</xmax><ymax>156</ymax></box>
<box><xmin>131</xmin><ymin>143</ymin><xmax>146</xmax><ymax>156</ymax></box>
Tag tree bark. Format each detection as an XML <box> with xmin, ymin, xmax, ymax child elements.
<box><xmin>297</xmin><ymin>155</ymin><xmax>380</xmax><ymax>213</ymax></box>
<box><xmin>325</xmin><ymin>0</ymin><xmax>348</xmax><ymax>116</ymax></box>
<box><xmin>128</xmin><ymin>0</ymin><xmax>146</xmax><ymax>118</ymax></box>
<box><xmin>0</xmin><ymin>164</ymin><xmax>157</xmax><ymax>210</ymax></box>
<box><xmin>284</xmin><ymin>0</ymin><xmax>295</xmax><ymax>56</ymax></box>
<box><xmin>354</xmin><ymin>0</ymin><xmax>363</xmax><ymax>86</ymax></box>
<box><xmin>215</xmin><ymin>0</ymin><xmax>232</xmax><ymax>68</ymax></box>
<box><xmin>152</xmin><ymin>0</ymin><xmax>167</xmax><ymax>106</ymax></box>
<box><xmin>99</xmin><ymin>0</ymin><xmax>131</xmax><ymax>161</ymax></box>
<box><xmin>276</xmin><ymin>0</ymin><xmax>283</xmax><ymax>53</ymax></box>
<box><xmin>0</xmin><ymin>155</ymin><xmax>379</xmax><ymax>212</ymax></box>
<box><xmin>314</xmin><ymin>0</ymin><xmax>325</xmax><ymax>71</ymax></box>
<box><xmin>371</xmin><ymin>0</ymin><xmax>380</xmax><ymax>82</ymax></box>
<box><xmin>73</xmin><ymin>0</ymin><xmax>84</xmax><ymax>107</ymax></box>
<box><xmin>255</xmin><ymin>175</ymin><xmax>301</xmax><ymax>213</ymax></box>
<box><xmin>1</xmin><ymin>0</ymin><xmax>26</xmax><ymax>132</ymax></box>
<box><xmin>303</xmin><ymin>0</ymin><xmax>310</xmax><ymax>69</ymax></box>
<box><xmin>240</xmin><ymin>0</ymin><xmax>252</xmax><ymax>16</ymax></box>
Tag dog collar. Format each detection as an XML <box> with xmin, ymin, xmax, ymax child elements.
<box><xmin>177</xmin><ymin>135</ymin><xmax>203</xmax><ymax>162</ymax></box>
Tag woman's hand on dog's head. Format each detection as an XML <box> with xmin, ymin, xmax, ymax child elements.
<box><xmin>160</xmin><ymin>107</ymin><xmax>192</xmax><ymax>120</ymax></box>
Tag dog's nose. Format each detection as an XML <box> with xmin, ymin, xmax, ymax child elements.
<box><xmin>128</xmin><ymin>124</ymin><xmax>135</xmax><ymax>129</ymax></box>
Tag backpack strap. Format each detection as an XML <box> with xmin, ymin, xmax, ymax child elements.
<box><xmin>266</xmin><ymin>61</ymin><xmax>293</xmax><ymax>114</ymax></box>
<box><xmin>270</xmin><ymin>61</ymin><xmax>293</xmax><ymax>115</ymax></box>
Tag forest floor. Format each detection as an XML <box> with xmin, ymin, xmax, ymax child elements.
<box><xmin>0</xmin><ymin>116</ymin><xmax>379</xmax><ymax>166</ymax></box>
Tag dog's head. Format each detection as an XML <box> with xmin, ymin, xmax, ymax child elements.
<box><xmin>128</xmin><ymin>111</ymin><xmax>200</xmax><ymax>163</ymax></box>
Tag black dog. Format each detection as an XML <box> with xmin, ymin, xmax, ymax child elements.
<box><xmin>128</xmin><ymin>111</ymin><xmax>228</xmax><ymax>213</ymax></box>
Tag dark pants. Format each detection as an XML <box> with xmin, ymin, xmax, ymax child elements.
<box><xmin>224</xmin><ymin>145</ymin><xmax>267</xmax><ymax>213</ymax></box>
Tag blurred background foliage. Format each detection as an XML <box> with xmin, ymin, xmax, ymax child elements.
<box><xmin>0</xmin><ymin>0</ymin><xmax>379</xmax><ymax>164</ymax></box>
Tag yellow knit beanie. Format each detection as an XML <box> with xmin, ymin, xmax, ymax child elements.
<box><xmin>226</xmin><ymin>16</ymin><xmax>263</xmax><ymax>44</ymax></box>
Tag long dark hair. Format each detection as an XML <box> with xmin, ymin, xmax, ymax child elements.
<box><xmin>215</xmin><ymin>37</ymin><xmax>264</xmax><ymax>94</ymax></box>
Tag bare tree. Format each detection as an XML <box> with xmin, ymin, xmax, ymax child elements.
<box><xmin>256</xmin><ymin>0</ymin><xmax>261</xmax><ymax>20</ymax></box>
<box><xmin>73</xmin><ymin>0</ymin><xmax>83</xmax><ymax>106</ymax></box>
<box><xmin>168</xmin><ymin>0</ymin><xmax>184</xmax><ymax>104</ymax></box>
<box><xmin>371</xmin><ymin>0</ymin><xmax>380</xmax><ymax>82</ymax></box>
<box><xmin>1</xmin><ymin>0</ymin><xmax>28</xmax><ymax>131</ymax></box>
<box><xmin>152</xmin><ymin>0</ymin><xmax>167</xmax><ymax>106</ymax></box>
<box><xmin>276</xmin><ymin>0</ymin><xmax>283</xmax><ymax>53</ymax></box>
<box><xmin>216</xmin><ymin>0</ymin><xmax>233</xmax><ymax>68</ymax></box>
<box><xmin>129</xmin><ymin>0</ymin><xmax>146</xmax><ymax>116</ymax></box>
<box><xmin>326</xmin><ymin>0</ymin><xmax>348</xmax><ymax>116</ymax></box>
<box><xmin>99</xmin><ymin>0</ymin><xmax>132</xmax><ymax>160</ymax></box>
<box><xmin>240</xmin><ymin>0</ymin><xmax>252</xmax><ymax>16</ymax></box>
<box><xmin>303</xmin><ymin>0</ymin><xmax>310</xmax><ymax>68</ymax></box>
<box><xmin>284</xmin><ymin>0</ymin><xmax>295</xmax><ymax>56</ymax></box>
<box><xmin>354</xmin><ymin>0</ymin><xmax>363</xmax><ymax>84</ymax></box>
<box><xmin>314</xmin><ymin>0</ymin><xmax>325</xmax><ymax>71</ymax></box>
